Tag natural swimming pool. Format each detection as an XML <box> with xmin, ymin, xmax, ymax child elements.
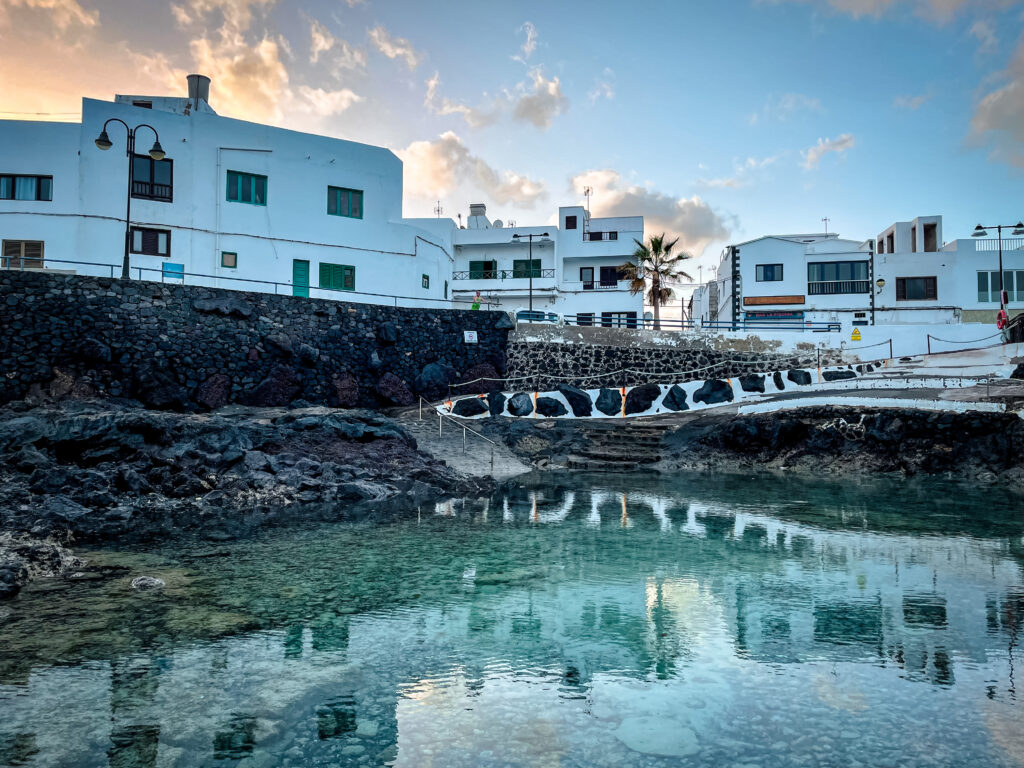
<box><xmin>1</xmin><ymin>472</ymin><xmax>1022</xmax><ymax>767</ymax></box>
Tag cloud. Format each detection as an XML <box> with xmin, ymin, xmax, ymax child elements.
<box><xmin>295</xmin><ymin>85</ymin><xmax>362</xmax><ymax>115</ymax></box>
<box><xmin>309</xmin><ymin>18</ymin><xmax>333</xmax><ymax>62</ymax></box>
<box><xmin>969</xmin><ymin>19</ymin><xmax>998</xmax><ymax>53</ymax></box>
<box><xmin>171</xmin><ymin>0</ymin><xmax>275</xmax><ymax>33</ymax></box>
<box><xmin>762</xmin><ymin>0</ymin><xmax>1015</xmax><ymax>22</ymax></box>
<box><xmin>512</xmin><ymin>68</ymin><xmax>568</xmax><ymax>129</ymax></box>
<box><xmin>369</xmin><ymin>25</ymin><xmax>420</xmax><ymax>70</ymax></box>
<box><xmin>749</xmin><ymin>92</ymin><xmax>821</xmax><ymax>125</ymax></box>
<box><xmin>423</xmin><ymin>72</ymin><xmax>498</xmax><ymax>128</ymax></box>
<box><xmin>588</xmin><ymin>68</ymin><xmax>616</xmax><ymax>103</ymax></box>
<box><xmin>802</xmin><ymin>133</ymin><xmax>855</xmax><ymax>168</ymax></box>
<box><xmin>0</xmin><ymin>0</ymin><xmax>98</xmax><ymax>29</ymax></box>
<box><xmin>516</xmin><ymin>21</ymin><xmax>538</xmax><ymax>62</ymax></box>
<box><xmin>570</xmin><ymin>170</ymin><xmax>731</xmax><ymax>258</ymax></box>
<box><xmin>190</xmin><ymin>35</ymin><xmax>289</xmax><ymax>122</ymax></box>
<box><xmin>309</xmin><ymin>18</ymin><xmax>366</xmax><ymax>71</ymax></box>
<box><xmin>969</xmin><ymin>38</ymin><xmax>1024</xmax><ymax>166</ymax></box>
<box><xmin>893</xmin><ymin>93</ymin><xmax>930</xmax><ymax>109</ymax></box>
<box><xmin>694</xmin><ymin>155</ymin><xmax>778</xmax><ymax>190</ymax></box>
<box><xmin>399</xmin><ymin>131</ymin><xmax>547</xmax><ymax>207</ymax></box>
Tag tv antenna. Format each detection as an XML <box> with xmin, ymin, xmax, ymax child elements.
<box><xmin>583</xmin><ymin>186</ymin><xmax>593</xmax><ymax>215</ymax></box>
<box><xmin>434</xmin><ymin>200</ymin><xmax>444</xmax><ymax>218</ymax></box>
<box><xmin>822</xmin><ymin>216</ymin><xmax>830</xmax><ymax>234</ymax></box>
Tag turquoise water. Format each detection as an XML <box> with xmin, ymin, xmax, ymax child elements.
<box><xmin>1</xmin><ymin>472</ymin><xmax>1022</xmax><ymax>767</ymax></box>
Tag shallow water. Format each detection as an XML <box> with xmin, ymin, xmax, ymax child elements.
<box><xmin>1</xmin><ymin>472</ymin><xmax>1022</xmax><ymax>768</ymax></box>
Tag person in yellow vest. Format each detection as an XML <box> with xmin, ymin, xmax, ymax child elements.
<box><xmin>471</xmin><ymin>290</ymin><xmax>482</xmax><ymax>310</ymax></box>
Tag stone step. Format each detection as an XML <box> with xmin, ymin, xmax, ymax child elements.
<box><xmin>567</xmin><ymin>455</ymin><xmax>641</xmax><ymax>472</ymax></box>
<box><xmin>577</xmin><ymin>450</ymin><xmax>661</xmax><ymax>463</ymax></box>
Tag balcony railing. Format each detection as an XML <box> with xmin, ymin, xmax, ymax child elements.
<box><xmin>807</xmin><ymin>279</ymin><xmax>870</xmax><ymax>295</ymax></box>
<box><xmin>453</xmin><ymin>269</ymin><xmax>555</xmax><ymax>280</ymax></box>
<box><xmin>131</xmin><ymin>180</ymin><xmax>173</xmax><ymax>202</ymax></box>
<box><xmin>576</xmin><ymin>279</ymin><xmax>626</xmax><ymax>290</ymax></box>
<box><xmin>585</xmin><ymin>231</ymin><xmax>618</xmax><ymax>241</ymax></box>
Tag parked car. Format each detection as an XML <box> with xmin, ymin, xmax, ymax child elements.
<box><xmin>513</xmin><ymin>307</ymin><xmax>564</xmax><ymax>325</ymax></box>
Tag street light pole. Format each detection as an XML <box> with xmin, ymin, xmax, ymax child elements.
<box><xmin>511</xmin><ymin>232</ymin><xmax>549</xmax><ymax>313</ymax></box>
<box><xmin>973</xmin><ymin>221</ymin><xmax>1024</xmax><ymax>323</ymax></box>
<box><xmin>94</xmin><ymin>119</ymin><xmax>165</xmax><ymax>279</ymax></box>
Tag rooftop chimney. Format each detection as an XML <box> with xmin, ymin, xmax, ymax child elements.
<box><xmin>466</xmin><ymin>203</ymin><xmax>491</xmax><ymax>230</ymax></box>
<box><xmin>469</xmin><ymin>203</ymin><xmax>486</xmax><ymax>217</ymax></box>
<box><xmin>186</xmin><ymin>74</ymin><xmax>211</xmax><ymax>109</ymax></box>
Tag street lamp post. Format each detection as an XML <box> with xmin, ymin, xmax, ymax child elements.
<box><xmin>511</xmin><ymin>232</ymin><xmax>549</xmax><ymax>312</ymax></box>
<box><xmin>94</xmin><ymin>119</ymin><xmax>166</xmax><ymax>279</ymax></box>
<box><xmin>972</xmin><ymin>221</ymin><xmax>1024</xmax><ymax>325</ymax></box>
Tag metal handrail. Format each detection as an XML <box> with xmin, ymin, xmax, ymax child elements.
<box><xmin>419</xmin><ymin>395</ymin><xmax>497</xmax><ymax>472</ymax></box>
<box><xmin>452</xmin><ymin>269</ymin><xmax>555</xmax><ymax>280</ymax></box>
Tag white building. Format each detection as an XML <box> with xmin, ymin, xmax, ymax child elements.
<box><xmin>0</xmin><ymin>75</ymin><xmax>455</xmax><ymax>308</ymax></box>
<box><xmin>0</xmin><ymin>76</ymin><xmax>646</xmax><ymax>323</ymax></box>
<box><xmin>450</xmin><ymin>203</ymin><xmax>644</xmax><ymax>325</ymax></box>
<box><xmin>691</xmin><ymin>215</ymin><xmax>1024</xmax><ymax>331</ymax></box>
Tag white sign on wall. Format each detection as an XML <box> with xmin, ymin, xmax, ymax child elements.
<box><xmin>463</xmin><ymin>330</ymin><xmax>478</xmax><ymax>344</ymax></box>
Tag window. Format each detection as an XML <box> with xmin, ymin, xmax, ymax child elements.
<box><xmin>0</xmin><ymin>175</ymin><xmax>53</xmax><ymax>201</ymax></box>
<box><xmin>422</xmin><ymin>274</ymin><xmax>429</xmax><ymax>289</ymax></box>
<box><xmin>1</xmin><ymin>239</ymin><xmax>43</xmax><ymax>268</ymax></box>
<box><xmin>513</xmin><ymin>259</ymin><xmax>542</xmax><ymax>278</ymax></box>
<box><xmin>222</xmin><ymin>251</ymin><xmax>237</xmax><ymax>268</ymax></box>
<box><xmin>978</xmin><ymin>270</ymin><xmax>1024</xmax><ymax>303</ymax></box>
<box><xmin>807</xmin><ymin>261</ymin><xmax>870</xmax><ymax>294</ymax></box>
<box><xmin>580</xmin><ymin>267</ymin><xmax>595</xmax><ymax>289</ymax></box>
<box><xmin>132</xmin><ymin>100</ymin><xmax>153</xmax><ymax>109</ymax></box>
<box><xmin>327</xmin><ymin>186</ymin><xmax>363</xmax><ymax>219</ymax></box>
<box><xmin>162</xmin><ymin>262</ymin><xmax>184</xmax><ymax>281</ymax></box>
<box><xmin>599</xmin><ymin>266</ymin><xmax>621</xmax><ymax>287</ymax></box>
<box><xmin>320</xmin><ymin>262</ymin><xmax>355</xmax><ymax>291</ymax></box>
<box><xmin>896</xmin><ymin>276</ymin><xmax>937</xmax><ymax>301</ymax></box>
<box><xmin>565</xmin><ymin>215</ymin><xmax>577</xmax><ymax>230</ymax></box>
<box><xmin>129</xmin><ymin>227</ymin><xmax>170</xmax><ymax>257</ymax></box>
<box><xmin>576</xmin><ymin>312</ymin><xmax>594</xmax><ymax>326</ymax></box>
<box><xmin>469</xmin><ymin>260</ymin><xmax>496</xmax><ymax>279</ymax></box>
<box><xmin>601</xmin><ymin>311</ymin><xmax>638</xmax><ymax>328</ymax></box>
<box><xmin>132</xmin><ymin>155</ymin><xmax>173</xmax><ymax>202</ymax></box>
<box><xmin>226</xmin><ymin>170</ymin><xmax>267</xmax><ymax>205</ymax></box>
<box><xmin>756</xmin><ymin>264</ymin><xmax>784</xmax><ymax>282</ymax></box>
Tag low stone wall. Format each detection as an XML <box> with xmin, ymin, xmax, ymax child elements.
<box><xmin>0</xmin><ymin>271</ymin><xmax>512</xmax><ymax>409</ymax></box>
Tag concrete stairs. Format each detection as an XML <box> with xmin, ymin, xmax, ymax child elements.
<box><xmin>567</xmin><ymin>422</ymin><xmax>668</xmax><ymax>472</ymax></box>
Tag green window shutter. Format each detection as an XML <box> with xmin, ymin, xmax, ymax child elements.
<box><xmin>319</xmin><ymin>262</ymin><xmax>333</xmax><ymax>288</ymax></box>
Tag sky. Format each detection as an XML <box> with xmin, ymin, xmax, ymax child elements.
<box><xmin>1</xmin><ymin>0</ymin><xmax>1023</xmax><ymax>280</ymax></box>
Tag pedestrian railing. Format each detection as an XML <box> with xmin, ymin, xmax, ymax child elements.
<box><xmin>419</xmin><ymin>395</ymin><xmax>497</xmax><ymax>473</ymax></box>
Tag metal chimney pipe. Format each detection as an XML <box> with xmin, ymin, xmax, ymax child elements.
<box><xmin>186</xmin><ymin>74</ymin><xmax>211</xmax><ymax>109</ymax></box>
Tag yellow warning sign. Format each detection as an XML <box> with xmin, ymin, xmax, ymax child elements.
<box><xmin>851</xmin><ymin>328</ymin><xmax>862</xmax><ymax>342</ymax></box>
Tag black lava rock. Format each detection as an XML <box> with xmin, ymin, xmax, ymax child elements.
<box><xmin>1010</xmin><ymin>364</ymin><xmax>1024</xmax><ymax>381</ymax></box>
<box><xmin>192</xmin><ymin>296</ymin><xmax>253</xmax><ymax>318</ymax></box>
<box><xmin>787</xmin><ymin>369</ymin><xmax>812</xmax><ymax>386</ymax></box>
<box><xmin>595</xmin><ymin>388</ymin><xmax>622</xmax><ymax>416</ymax></box>
<box><xmin>535</xmin><ymin>396</ymin><xmax>568</xmax><ymax>417</ymax></box>
<box><xmin>557</xmin><ymin>385</ymin><xmax>592</xmax><ymax>417</ymax></box>
<box><xmin>415</xmin><ymin>362</ymin><xmax>457</xmax><ymax>400</ymax></box>
<box><xmin>495</xmin><ymin>313</ymin><xmax>516</xmax><ymax>330</ymax></box>
<box><xmin>79</xmin><ymin>337</ymin><xmax>111</xmax><ymax>363</ymax></box>
<box><xmin>662</xmin><ymin>385</ymin><xmax>689</xmax><ymax>411</ymax></box>
<box><xmin>625</xmin><ymin>383</ymin><xmax>661</xmax><ymax>415</ymax></box>
<box><xmin>738</xmin><ymin>374</ymin><xmax>766</xmax><ymax>393</ymax></box>
<box><xmin>508</xmin><ymin>392</ymin><xmax>534</xmax><ymax>417</ymax></box>
<box><xmin>773</xmin><ymin>371</ymin><xmax>785</xmax><ymax>390</ymax></box>
<box><xmin>452</xmin><ymin>397</ymin><xmax>488</xmax><ymax>417</ymax></box>
<box><xmin>693</xmin><ymin>379</ymin><xmax>734</xmax><ymax>405</ymax></box>
<box><xmin>376</xmin><ymin>322</ymin><xmax>399</xmax><ymax>345</ymax></box>
<box><xmin>375</xmin><ymin>373</ymin><xmax>415</xmax><ymax>406</ymax></box>
<box><xmin>263</xmin><ymin>333</ymin><xmax>294</xmax><ymax>356</ymax></box>
<box><xmin>823</xmin><ymin>369</ymin><xmax>857</xmax><ymax>382</ymax></box>
<box><xmin>487</xmin><ymin>390</ymin><xmax>507</xmax><ymax>416</ymax></box>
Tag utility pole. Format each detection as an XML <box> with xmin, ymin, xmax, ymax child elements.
<box><xmin>822</xmin><ymin>217</ymin><xmax>830</xmax><ymax>235</ymax></box>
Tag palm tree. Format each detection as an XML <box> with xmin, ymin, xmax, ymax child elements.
<box><xmin>618</xmin><ymin>233</ymin><xmax>693</xmax><ymax>329</ymax></box>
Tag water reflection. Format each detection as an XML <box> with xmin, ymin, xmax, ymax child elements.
<box><xmin>0</xmin><ymin>472</ymin><xmax>1021</xmax><ymax>767</ymax></box>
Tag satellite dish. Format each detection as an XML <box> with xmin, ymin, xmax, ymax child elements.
<box><xmin>492</xmin><ymin>220</ymin><xmax>503</xmax><ymax>229</ymax></box>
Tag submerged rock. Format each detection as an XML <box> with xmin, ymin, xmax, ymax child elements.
<box><xmin>131</xmin><ymin>576</ymin><xmax>165</xmax><ymax>591</ymax></box>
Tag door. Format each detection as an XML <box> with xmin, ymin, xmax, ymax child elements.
<box><xmin>293</xmin><ymin>259</ymin><xmax>309</xmax><ymax>297</ymax></box>
<box><xmin>580</xmin><ymin>267</ymin><xmax>594</xmax><ymax>290</ymax></box>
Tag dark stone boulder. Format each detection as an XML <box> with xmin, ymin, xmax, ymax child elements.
<box><xmin>134</xmin><ymin>368</ymin><xmax>189</xmax><ymax>410</ymax></box>
<box><xmin>536</xmin><ymin>396</ymin><xmax>568</xmax><ymax>417</ymax></box>
<box><xmin>457</xmin><ymin>362</ymin><xmax>501</xmax><ymax>395</ymax></box>
<box><xmin>297</xmin><ymin>343</ymin><xmax>320</xmax><ymax>365</ymax></box>
<box><xmin>773</xmin><ymin>371</ymin><xmax>785</xmax><ymax>390</ymax></box>
<box><xmin>414</xmin><ymin>362</ymin><xmax>457</xmax><ymax>400</ymax></box>
<box><xmin>192</xmin><ymin>296</ymin><xmax>253</xmax><ymax>318</ymax></box>
<box><xmin>375</xmin><ymin>373</ymin><xmax>414</xmax><ymax>406</ymax></box>
<box><xmin>452</xmin><ymin>397</ymin><xmax>488</xmax><ymax>417</ymax></box>
<box><xmin>369</xmin><ymin>350</ymin><xmax>384</xmax><ymax>370</ymax></box>
<box><xmin>625</xmin><ymin>383</ymin><xmax>662</xmax><ymax>415</ymax></box>
<box><xmin>1010</xmin><ymin>364</ymin><xmax>1024</xmax><ymax>381</ymax></box>
<box><xmin>376</xmin><ymin>322</ymin><xmax>399</xmax><ymax>345</ymax></box>
<box><xmin>495</xmin><ymin>313</ymin><xmax>516</xmax><ymax>330</ymax></box>
<box><xmin>823</xmin><ymin>369</ymin><xmax>857</xmax><ymax>382</ymax></box>
<box><xmin>693</xmin><ymin>379</ymin><xmax>734</xmax><ymax>405</ymax></box>
<box><xmin>595</xmin><ymin>388</ymin><xmax>622</xmax><ymax>416</ymax></box>
<box><xmin>487</xmin><ymin>390</ymin><xmax>507</xmax><ymax>416</ymax></box>
<box><xmin>662</xmin><ymin>385</ymin><xmax>689</xmax><ymax>411</ymax></box>
<box><xmin>196</xmin><ymin>374</ymin><xmax>231</xmax><ymax>410</ymax></box>
<box><xmin>0</xmin><ymin>562</ymin><xmax>27</xmax><ymax>600</ymax></box>
<box><xmin>738</xmin><ymin>374</ymin><xmax>766</xmax><ymax>393</ymax></box>
<box><xmin>331</xmin><ymin>373</ymin><xmax>359</xmax><ymax>408</ymax></box>
<box><xmin>79</xmin><ymin>336</ymin><xmax>112</xmax><ymax>363</ymax></box>
<box><xmin>263</xmin><ymin>333</ymin><xmax>294</xmax><ymax>356</ymax></box>
<box><xmin>557</xmin><ymin>385</ymin><xmax>592</xmax><ymax>417</ymax></box>
<box><xmin>508</xmin><ymin>392</ymin><xmax>534</xmax><ymax>417</ymax></box>
<box><xmin>246</xmin><ymin>365</ymin><xmax>302</xmax><ymax>407</ymax></box>
<box><xmin>787</xmin><ymin>369</ymin><xmax>812</xmax><ymax>386</ymax></box>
